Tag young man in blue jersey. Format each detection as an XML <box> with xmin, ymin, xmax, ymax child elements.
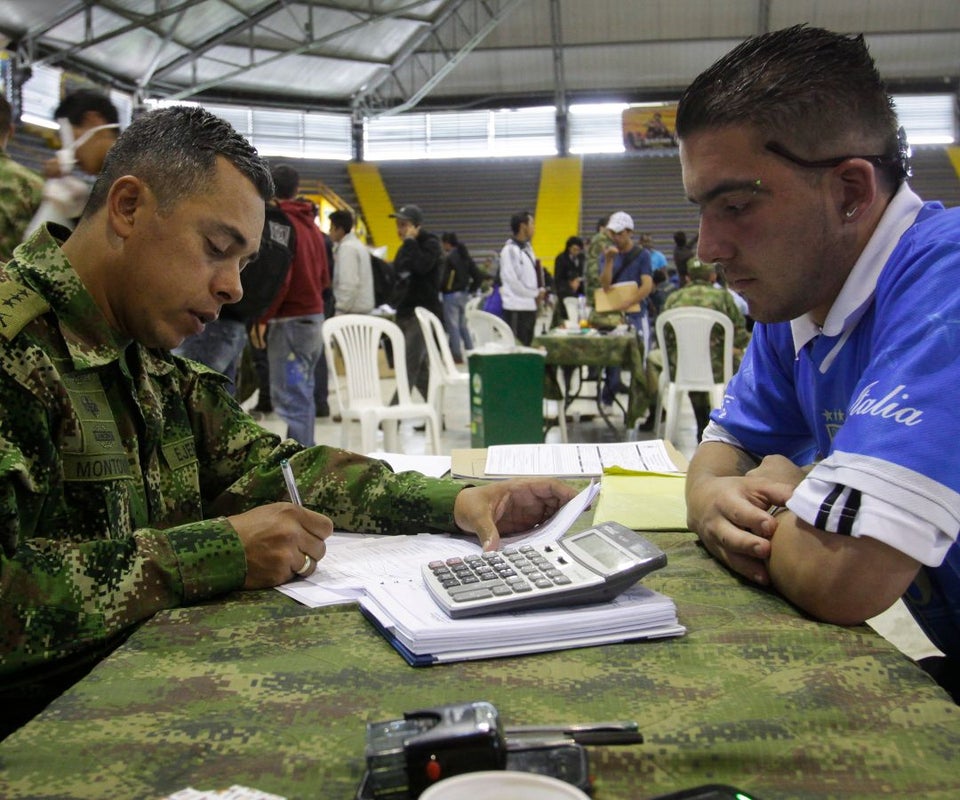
<box><xmin>676</xmin><ymin>25</ymin><xmax>960</xmax><ymax>697</ymax></box>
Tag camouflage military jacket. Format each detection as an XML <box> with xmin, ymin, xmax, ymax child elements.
<box><xmin>0</xmin><ymin>151</ymin><xmax>44</xmax><ymax>262</ymax></box>
<box><xmin>0</xmin><ymin>226</ymin><xmax>464</xmax><ymax>680</ymax></box>
<box><xmin>662</xmin><ymin>280</ymin><xmax>752</xmax><ymax>380</ymax></box>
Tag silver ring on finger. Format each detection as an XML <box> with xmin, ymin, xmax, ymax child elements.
<box><xmin>294</xmin><ymin>553</ymin><xmax>313</xmax><ymax>577</ymax></box>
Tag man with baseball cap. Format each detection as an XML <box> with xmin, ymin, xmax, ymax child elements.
<box><xmin>598</xmin><ymin>210</ymin><xmax>654</xmax><ymax>406</ymax></box>
<box><xmin>389</xmin><ymin>203</ymin><xmax>443</xmax><ymax>403</ymax></box>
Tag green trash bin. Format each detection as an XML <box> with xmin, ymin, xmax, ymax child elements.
<box><xmin>468</xmin><ymin>351</ymin><xmax>545</xmax><ymax>446</ymax></box>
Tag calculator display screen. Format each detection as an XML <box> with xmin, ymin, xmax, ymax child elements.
<box><xmin>572</xmin><ymin>532</ymin><xmax>633</xmax><ymax>572</ymax></box>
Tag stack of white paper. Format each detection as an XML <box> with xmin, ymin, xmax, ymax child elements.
<box><xmin>277</xmin><ymin>483</ymin><xmax>685</xmax><ymax>665</ymax></box>
<box><xmin>358</xmin><ymin>581</ymin><xmax>684</xmax><ymax>666</ymax></box>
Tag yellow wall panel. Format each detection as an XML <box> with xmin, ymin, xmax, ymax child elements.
<box><xmin>347</xmin><ymin>162</ymin><xmax>399</xmax><ymax>259</ymax></box>
<box><xmin>533</xmin><ymin>156</ymin><xmax>582</xmax><ymax>271</ymax></box>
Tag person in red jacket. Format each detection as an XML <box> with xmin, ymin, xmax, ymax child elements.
<box><xmin>258</xmin><ymin>164</ymin><xmax>331</xmax><ymax>445</ymax></box>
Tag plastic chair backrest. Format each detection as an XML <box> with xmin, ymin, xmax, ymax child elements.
<box><xmin>415</xmin><ymin>307</ymin><xmax>460</xmax><ymax>381</ymax></box>
<box><xmin>563</xmin><ymin>296</ymin><xmax>581</xmax><ymax>322</ymax></box>
<box><xmin>323</xmin><ymin>314</ymin><xmax>416</xmax><ymax>408</ymax></box>
<box><xmin>466</xmin><ymin>309</ymin><xmax>517</xmax><ymax>349</ymax></box>
<box><xmin>655</xmin><ymin>306</ymin><xmax>734</xmax><ymax>390</ymax></box>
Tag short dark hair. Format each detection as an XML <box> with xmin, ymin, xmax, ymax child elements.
<box><xmin>54</xmin><ymin>89</ymin><xmax>119</xmax><ymax>126</ymax></box>
<box><xmin>441</xmin><ymin>232</ymin><xmax>459</xmax><ymax>247</ymax></box>
<box><xmin>565</xmin><ymin>235</ymin><xmax>583</xmax><ymax>250</ymax></box>
<box><xmin>596</xmin><ymin>215</ymin><xmax>610</xmax><ymax>232</ymax></box>
<box><xmin>676</xmin><ymin>25</ymin><xmax>900</xmax><ymax>171</ymax></box>
<box><xmin>84</xmin><ymin>106</ymin><xmax>273</xmax><ymax>217</ymax></box>
<box><xmin>270</xmin><ymin>164</ymin><xmax>300</xmax><ymax>199</ymax></box>
<box><xmin>510</xmin><ymin>211</ymin><xmax>533</xmax><ymax>236</ymax></box>
<box><xmin>328</xmin><ymin>209</ymin><xmax>354</xmax><ymax>233</ymax></box>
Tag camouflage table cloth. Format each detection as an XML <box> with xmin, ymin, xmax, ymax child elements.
<box><xmin>1</xmin><ymin>531</ymin><xmax>958</xmax><ymax>800</ymax></box>
<box><xmin>533</xmin><ymin>331</ymin><xmax>650</xmax><ymax>429</ymax></box>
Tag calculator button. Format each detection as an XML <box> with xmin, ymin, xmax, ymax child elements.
<box><xmin>544</xmin><ymin>568</ymin><xmax>564</xmax><ymax>579</ymax></box>
<box><xmin>458</xmin><ymin>574</ymin><xmax>480</xmax><ymax>584</ymax></box>
<box><xmin>510</xmin><ymin>582</ymin><xmax>533</xmax><ymax>593</ymax></box>
<box><xmin>552</xmin><ymin>575</ymin><xmax>572</xmax><ymax>585</ymax></box>
<box><xmin>449</xmin><ymin>587</ymin><xmax>495</xmax><ymax>602</ymax></box>
<box><xmin>490</xmin><ymin>584</ymin><xmax>514</xmax><ymax>596</ymax></box>
<box><xmin>533</xmin><ymin>578</ymin><xmax>553</xmax><ymax>589</ymax></box>
<box><xmin>445</xmin><ymin>557</ymin><xmax>464</xmax><ymax>566</ymax></box>
<box><xmin>439</xmin><ymin>578</ymin><xmax>461</xmax><ymax>589</ymax></box>
<box><xmin>428</xmin><ymin>560</ymin><xmax>446</xmax><ymax>570</ymax></box>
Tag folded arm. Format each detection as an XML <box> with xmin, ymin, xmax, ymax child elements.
<box><xmin>686</xmin><ymin>441</ymin><xmax>920</xmax><ymax>625</ymax></box>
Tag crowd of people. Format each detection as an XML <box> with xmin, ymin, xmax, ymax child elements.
<box><xmin>1</xmin><ymin>22</ymin><xmax>958</xmax><ymax>743</ymax></box>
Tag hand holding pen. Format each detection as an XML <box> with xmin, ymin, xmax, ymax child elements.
<box><xmin>220</xmin><ymin>458</ymin><xmax>333</xmax><ymax>589</ymax></box>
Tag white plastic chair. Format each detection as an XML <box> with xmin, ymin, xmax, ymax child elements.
<box><xmin>464</xmin><ymin>293</ymin><xmax>486</xmax><ymax>315</ymax></box>
<box><xmin>562</xmin><ymin>296</ymin><xmax>581</xmax><ymax>322</ymax></box>
<box><xmin>323</xmin><ymin>314</ymin><xmax>441</xmax><ymax>455</ymax></box>
<box><xmin>534</xmin><ymin>298</ymin><xmax>555</xmax><ymax>336</ymax></box>
<box><xmin>653</xmin><ymin>307</ymin><xmax>734</xmax><ymax>444</ymax></box>
<box><xmin>415</xmin><ymin>306</ymin><xmax>469</xmax><ymax>429</ymax></box>
<box><xmin>465</xmin><ymin>309</ymin><xmax>516</xmax><ymax>349</ymax></box>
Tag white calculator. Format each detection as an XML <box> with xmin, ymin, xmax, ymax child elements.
<box><xmin>422</xmin><ymin>521</ymin><xmax>667</xmax><ymax>618</ymax></box>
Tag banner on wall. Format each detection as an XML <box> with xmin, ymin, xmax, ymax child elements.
<box><xmin>622</xmin><ymin>105</ymin><xmax>678</xmax><ymax>151</ymax></box>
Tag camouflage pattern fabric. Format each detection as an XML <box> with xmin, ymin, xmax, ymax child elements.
<box><xmin>533</xmin><ymin>331</ymin><xmax>649</xmax><ymax>427</ymax></box>
<box><xmin>584</xmin><ymin>229</ymin><xmax>623</xmax><ymax>330</ymax></box>
<box><xmin>583</xmin><ymin>229</ymin><xmax>613</xmax><ymax>299</ymax></box>
<box><xmin>661</xmin><ymin>280</ymin><xmax>752</xmax><ymax>382</ymax></box>
<box><xmin>0</xmin><ymin>151</ymin><xmax>44</xmax><ymax>262</ymax></box>
<box><xmin>0</xmin><ymin>526</ymin><xmax>958</xmax><ymax>799</ymax></box>
<box><xmin>0</xmin><ymin>225</ymin><xmax>464</xmax><ymax>683</ymax></box>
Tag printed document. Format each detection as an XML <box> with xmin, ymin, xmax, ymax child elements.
<box><xmin>484</xmin><ymin>440</ymin><xmax>682</xmax><ymax>477</ymax></box>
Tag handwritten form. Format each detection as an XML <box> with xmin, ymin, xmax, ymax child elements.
<box><xmin>278</xmin><ymin>482</ymin><xmax>599</xmax><ymax>609</ymax></box>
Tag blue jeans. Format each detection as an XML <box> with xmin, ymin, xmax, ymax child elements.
<box><xmin>442</xmin><ymin>291</ymin><xmax>473</xmax><ymax>361</ymax></box>
<box><xmin>173</xmin><ymin>317</ymin><xmax>247</xmax><ymax>392</ymax></box>
<box><xmin>266</xmin><ymin>314</ymin><xmax>324</xmax><ymax>446</ymax></box>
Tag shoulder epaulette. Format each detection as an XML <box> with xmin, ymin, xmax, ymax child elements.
<box><xmin>0</xmin><ymin>278</ymin><xmax>51</xmax><ymax>342</ymax></box>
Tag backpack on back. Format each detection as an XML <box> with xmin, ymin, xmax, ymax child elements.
<box><xmin>224</xmin><ymin>205</ymin><xmax>295</xmax><ymax>323</ymax></box>
<box><xmin>370</xmin><ymin>254</ymin><xmax>398</xmax><ymax>308</ymax></box>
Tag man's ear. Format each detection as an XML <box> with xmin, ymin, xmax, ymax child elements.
<box><xmin>832</xmin><ymin>158</ymin><xmax>878</xmax><ymax>223</ymax></box>
<box><xmin>106</xmin><ymin>176</ymin><xmax>147</xmax><ymax>240</ymax></box>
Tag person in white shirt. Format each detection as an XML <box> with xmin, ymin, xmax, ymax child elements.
<box><xmin>499</xmin><ymin>210</ymin><xmax>543</xmax><ymax>345</ymax></box>
<box><xmin>328</xmin><ymin>209</ymin><xmax>374</xmax><ymax>315</ymax></box>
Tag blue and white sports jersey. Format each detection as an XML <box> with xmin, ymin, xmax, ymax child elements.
<box><xmin>710</xmin><ymin>190</ymin><xmax>960</xmax><ymax>659</ymax></box>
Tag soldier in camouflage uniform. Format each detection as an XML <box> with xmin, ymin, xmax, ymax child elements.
<box><xmin>0</xmin><ymin>97</ymin><xmax>43</xmax><ymax>262</ymax></box>
<box><xmin>649</xmin><ymin>257</ymin><xmax>751</xmax><ymax>439</ymax></box>
<box><xmin>583</xmin><ymin>215</ymin><xmax>618</xmax><ymax>329</ymax></box>
<box><xmin>0</xmin><ymin>106</ymin><xmax>576</xmax><ymax>736</ymax></box>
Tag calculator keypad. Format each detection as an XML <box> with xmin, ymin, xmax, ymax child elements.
<box><xmin>427</xmin><ymin>545</ymin><xmax>573</xmax><ymax>605</ymax></box>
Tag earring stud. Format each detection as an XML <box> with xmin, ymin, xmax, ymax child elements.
<box><xmin>845</xmin><ymin>207</ymin><xmax>858</xmax><ymax>218</ymax></box>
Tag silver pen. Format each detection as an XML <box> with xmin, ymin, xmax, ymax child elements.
<box><xmin>280</xmin><ymin>459</ymin><xmax>303</xmax><ymax>506</ymax></box>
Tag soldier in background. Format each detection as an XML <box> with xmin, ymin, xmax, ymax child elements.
<box><xmin>0</xmin><ymin>106</ymin><xmax>577</xmax><ymax>737</ymax></box>
<box><xmin>0</xmin><ymin>96</ymin><xmax>43</xmax><ymax>261</ymax></box>
<box><xmin>646</xmin><ymin>257</ymin><xmax>751</xmax><ymax>439</ymax></box>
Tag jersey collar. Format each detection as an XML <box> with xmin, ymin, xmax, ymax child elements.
<box><xmin>790</xmin><ymin>182</ymin><xmax>924</xmax><ymax>354</ymax></box>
